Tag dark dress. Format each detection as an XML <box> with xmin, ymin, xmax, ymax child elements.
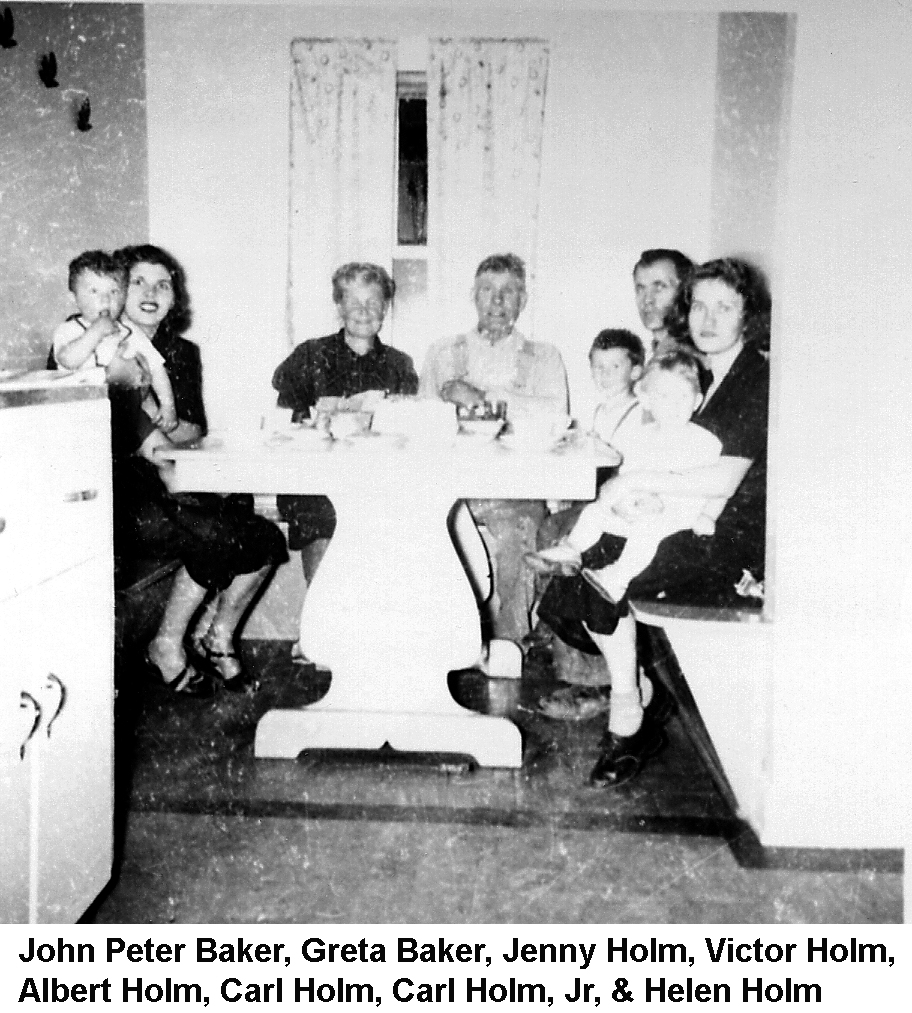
<box><xmin>111</xmin><ymin>324</ymin><xmax>288</xmax><ymax>591</ymax></box>
<box><xmin>538</xmin><ymin>344</ymin><xmax>769</xmax><ymax>646</ymax></box>
<box><xmin>272</xmin><ymin>330</ymin><xmax>419</xmax><ymax>549</ymax></box>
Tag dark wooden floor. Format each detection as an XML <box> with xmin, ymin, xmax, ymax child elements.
<box><xmin>86</xmin><ymin>638</ymin><xmax>903</xmax><ymax>924</ymax></box>
<box><xmin>114</xmin><ymin>638</ymin><xmax>741</xmax><ymax>838</ymax></box>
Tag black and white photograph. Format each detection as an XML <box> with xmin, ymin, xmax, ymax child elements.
<box><xmin>0</xmin><ymin>0</ymin><xmax>908</xmax><ymax>930</ymax></box>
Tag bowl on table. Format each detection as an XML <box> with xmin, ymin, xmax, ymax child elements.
<box><xmin>458</xmin><ymin>417</ymin><xmax>505</xmax><ymax>441</ymax></box>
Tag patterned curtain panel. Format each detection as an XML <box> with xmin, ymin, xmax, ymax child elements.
<box><xmin>427</xmin><ymin>39</ymin><xmax>549</xmax><ymax>338</ymax></box>
<box><xmin>288</xmin><ymin>39</ymin><xmax>397</xmax><ymax>345</ymax></box>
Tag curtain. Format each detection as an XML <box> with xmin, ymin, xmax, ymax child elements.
<box><xmin>288</xmin><ymin>39</ymin><xmax>397</xmax><ymax>344</ymax></box>
<box><xmin>427</xmin><ymin>39</ymin><xmax>549</xmax><ymax>338</ymax></box>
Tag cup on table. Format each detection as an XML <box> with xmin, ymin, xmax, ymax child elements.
<box><xmin>328</xmin><ymin>411</ymin><xmax>372</xmax><ymax>440</ymax></box>
<box><xmin>508</xmin><ymin>412</ymin><xmax>571</xmax><ymax>450</ymax></box>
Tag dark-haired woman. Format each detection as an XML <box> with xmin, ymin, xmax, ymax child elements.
<box><xmin>113</xmin><ymin>245</ymin><xmax>288</xmax><ymax>695</ymax></box>
<box><xmin>538</xmin><ymin>258</ymin><xmax>770</xmax><ymax>786</ymax></box>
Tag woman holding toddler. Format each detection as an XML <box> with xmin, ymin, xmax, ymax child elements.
<box><xmin>109</xmin><ymin>244</ymin><xmax>288</xmax><ymax>696</ymax></box>
<box><xmin>537</xmin><ymin>257</ymin><xmax>771</xmax><ymax>787</ymax></box>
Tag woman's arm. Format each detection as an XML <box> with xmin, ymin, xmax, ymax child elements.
<box><xmin>602</xmin><ymin>456</ymin><xmax>754</xmax><ymax>502</ymax></box>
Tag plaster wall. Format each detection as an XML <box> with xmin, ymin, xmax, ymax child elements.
<box><xmin>142</xmin><ymin>4</ymin><xmax>721</xmax><ymax>430</ymax></box>
<box><xmin>762</xmin><ymin>4</ymin><xmax>912</xmax><ymax>847</ymax></box>
<box><xmin>0</xmin><ymin>3</ymin><xmax>148</xmax><ymax>371</ymax></box>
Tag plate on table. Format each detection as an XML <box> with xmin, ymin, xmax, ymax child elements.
<box><xmin>497</xmin><ymin>434</ymin><xmax>563</xmax><ymax>453</ymax></box>
<box><xmin>333</xmin><ymin>431</ymin><xmax>405</xmax><ymax>452</ymax></box>
<box><xmin>264</xmin><ymin>423</ymin><xmax>331</xmax><ymax>450</ymax></box>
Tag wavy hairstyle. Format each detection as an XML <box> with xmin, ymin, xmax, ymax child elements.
<box><xmin>331</xmin><ymin>262</ymin><xmax>396</xmax><ymax>305</ymax></box>
<box><xmin>666</xmin><ymin>257</ymin><xmax>771</xmax><ymax>351</ymax></box>
<box><xmin>114</xmin><ymin>244</ymin><xmax>193</xmax><ymax>335</ymax></box>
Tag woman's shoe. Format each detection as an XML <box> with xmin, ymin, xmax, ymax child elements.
<box><xmin>141</xmin><ymin>652</ymin><xmax>218</xmax><ymax>698</ymax></box>
<box><xmin>190</xmin><ymin>640</ymin><xmax>257</xmax><ymax>693</ymax></box>
<box><xmin>589</xmin><ymin>716</ymin><xmax>666</xmax><ymax>788</ymax></box>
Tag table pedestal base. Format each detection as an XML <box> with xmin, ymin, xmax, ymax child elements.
<box><xmin>254</xmin><ymin>706</ymin><xmax>522</xmax><ymax>768</ymax></box>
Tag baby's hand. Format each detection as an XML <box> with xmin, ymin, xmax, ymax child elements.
<box><xmin>87</xmin><ymin>315</ymin><xmax>120</xmax><ymax>341</ymax></box>
<box><xmin>154</xmin><ymin>405</ymin><xmax>179</xmax><ymax>434</ymax></box>
<box><xmin>691</xmin><ymin>514</ymin><xmax>716</xmax><ymax>537</ymax></box>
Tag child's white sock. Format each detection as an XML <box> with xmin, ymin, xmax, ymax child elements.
<box><xmin>608</xmin><ymin>690</ymin><xmax>643</xmax><ymax>737</ymax></box>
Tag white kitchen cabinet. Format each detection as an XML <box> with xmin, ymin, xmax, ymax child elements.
<box><xmin>0</xmin><ymin>382</ymin><xmax>114</xmax><ymax>923</ymax></box>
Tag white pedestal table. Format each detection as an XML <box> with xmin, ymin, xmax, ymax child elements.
<box><xmin>162</xmin><ymin>431</ymin><xmax>612</xmax><ymax>768</ymax></box>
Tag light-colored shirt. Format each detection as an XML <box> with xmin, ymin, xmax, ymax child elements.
<box><xmin>419</xmin><ymin>327</ymin><xmax>569</xmax><ymax>416</ymax></box>
<box><xmin>614</xmin><ymin>418</ymin><xmax>722</xmax><ymax>475</ymax></box>
<box><xmin>52</xmin><ymin>315</ymin><xmax>165</xmax><ymax>371</ymax></box>
<box><xmin>611</xmin><ymin>418</ymin><xmax>723</xmax><ymax>531</ymax></box>
<box><xmin>591</xmin><ymin>394</ymin><xmax>643</xmax><ymax>445</ymax></box>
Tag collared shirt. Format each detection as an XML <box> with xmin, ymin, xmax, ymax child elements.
<box><xmin>419</xmin><ymin>326</ymin><xmax>568</xmax><ymax>413</ymax></box>
<box><xmin>699</xmin><ymin>339</ymin><xmax>744</xmax><ymax>407</ymax></box>
<box><xmin>273</xmin><ymin>330</ymin><xmax>419</xmax><ymax>420</ymax></box>
<box><xmin>463</xmin><ymin>329</ymin><xmax>526</xmax><ymax>391</ymax></box>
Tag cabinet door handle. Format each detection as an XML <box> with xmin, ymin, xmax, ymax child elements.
<box><xmin>44</xmin><ymin>673</ymin><xmax>66</xmax><ymax>738</ymax></box>
<box><xmin>63</xmin><ymin>488</ymin><xmax>98</xmax><ymax>503</ymax></box>
<box><xmin>19</xmin><ymin>691</ymin><xmax>41</xmax><ymax>761</ymax></box>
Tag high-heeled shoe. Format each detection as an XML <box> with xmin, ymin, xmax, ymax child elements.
<box><xmin>141</xmin><ymin>651</ymin><xmax>218</xmax><ymax>698</ymax></box>
<box><xmin>189</xmin><ymin>639</ymin><xmax>257</xmax><ymax>693</ymax></box>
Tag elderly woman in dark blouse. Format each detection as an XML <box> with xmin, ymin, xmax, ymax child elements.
<box><xmin>272</xmin><ymin>262</ymin><xmax>418</xmax><ymax>588</ymax></box>
<box><xmin>112</xmin><ymin>245</ymin><xmax>288</xmax><ymax>695</ymax></box>
<box><xmin>538</xmin><ymin>258</ymin><xmax>770</xmax><ymax>787</ymax></box>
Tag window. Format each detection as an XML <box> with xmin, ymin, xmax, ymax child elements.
<box><xmin>391</xmin><ymin>71</ymin><xmax>430</xmax><ymax>365</ymax></box>
<box><xmin>396</xmin><ymin>72</ymin><xmax>427</xmax><ymax>247</ymax></box>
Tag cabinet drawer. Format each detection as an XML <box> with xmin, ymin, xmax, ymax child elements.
<box><xmin>0</xmin><ymin>399</ymin><xmax>112</xmax><ymax>598</ymax></box>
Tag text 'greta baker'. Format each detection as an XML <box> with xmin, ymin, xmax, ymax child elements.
<box><xmin>16</xmin><ymin>937</ymin><xmax>490</xmax><ymax>966</ymax></box>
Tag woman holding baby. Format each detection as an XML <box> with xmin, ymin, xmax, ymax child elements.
<box><xmin>109</xmin><ymin>245</ymin><xmax>288</xmax><ymax>696</ymax></box>
<box><xmin>537</xmin><ymin>257</ymin><xmax>771</xmax><ymax>787</ymax></box>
